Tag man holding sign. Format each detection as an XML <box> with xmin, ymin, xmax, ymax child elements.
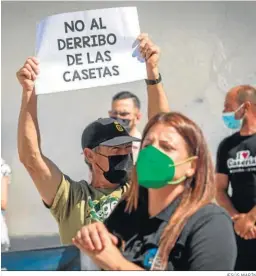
<box><xmin>17</xmin><ymin>33</ymin><xmax>169</xmax><ymax>245</ymax></box>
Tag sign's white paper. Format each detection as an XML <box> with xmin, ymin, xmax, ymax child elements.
<box><xmin>35</xmin><ymin>7</ymin><xmax>147</xmax><ymax>95</ymax></box>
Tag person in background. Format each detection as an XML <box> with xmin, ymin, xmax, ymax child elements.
<box><xmin>73</xmin><ymin>112</ymin><xmax>237</xmax><ymax>271</ymax></box>
<box><xmin>216</xmin><ymin>85</ymin><xmax>256</xmax><ymax>270</ymax></box>
<box><xmin>109</xmin><ymin>91</ymin><xmax>142</xmax><ymax>162</ymax></box>
<box><xmin>1</xmin><ymin>158</ymin><xmax>11</xmax><ymax>251</ymax></box>
<box><xmin>16</xmin><ymin>33</ymin><xmax>169</xmax><ymax>245</ymax></box>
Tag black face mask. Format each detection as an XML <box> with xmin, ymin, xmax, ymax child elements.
<box><xmin>96</xmin><ymin>153</ymin><xmax>133</xmax><ymax>185</ymax></box>
<box><xmin>111</xmin><ymin>117</ymin><xmax>131</xmax><ymax>133</ymax></box>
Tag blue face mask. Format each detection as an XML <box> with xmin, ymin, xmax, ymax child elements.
<box><xmin>222</xmin><ymin>104</ymin><xmax>244</xmax><ymax>130</ymax></box>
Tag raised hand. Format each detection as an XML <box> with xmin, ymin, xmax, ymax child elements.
<box><xmin>16</xmin><ymin>57</ymin><xmax>39</xmax><ymax>91</ymax></box>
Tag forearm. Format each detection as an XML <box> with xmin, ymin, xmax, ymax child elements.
<box><xmin>216</xmin><ymin>190</ymin><xmax>239</xmax><ymax>217</ymax></box>
<box><xmin>18</xmin><ymin>88</ymin><xmax>42</xmax><ymax>164</ymax></box>
<box><xmin>146</xmin><ymin>66</ymin><xmax>170</xmax><ymax>120</ymax></box>
<box><xmin>116</xmin><ymin>258</ymin><xmax>144</xmax><ymax>271</ymax></box>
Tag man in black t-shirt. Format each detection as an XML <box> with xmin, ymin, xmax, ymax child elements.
<box><xmin>216</xmin><ymin>85</ymin><xmax>256</xmax><ymax>270</ymax></box>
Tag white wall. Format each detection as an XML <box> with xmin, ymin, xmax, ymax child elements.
<box><xmin>2</xmin><ymin>1</ymin><xmax>256</xmax><ymax>236</ymax></box>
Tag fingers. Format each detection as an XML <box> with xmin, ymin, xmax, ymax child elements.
<box><xmin>243</xmin><ymin>227</ymin><xmax>255</xmax><ymax>240</ymax></box>
<box><xmin>18</xmin><ymin>68</ymin><xmax>32</xmax><ymax>80</ymax></box>
<box><xmin>136</xmin><ymin>34</ymin><xmax>160</xmax><ymax>61</ymax></box>
<box><xmin>145</xmin><ymin>45</ymin><xmax>160</xmax><ymax>60</ymax></box>
<box><xmin>25</xmin><ymin>57</ymin><xmax>39</xmax><ymax>76</ymax></box>
<box><xmin>88</xmin><ymin>226</ymin><xmax>104</xmax><ymax>251</ymax></box>
<box><xmin>27</xmin><ymin>58</ymin><xmax>40</xmax><ymax>75</ymax></box>
<box><xmin>234</xmin><ymin>223</ymin><xmax>242</xmax><ymax>237</ymax></box>
<box><xmin>252</xmin><ymin>227</ymin><xmax>256</xmax><ymax>239</ymax></box>
<box><xmin>240</xmin><ymin>224</ymin><xmax>248</xmax><ymax>237</ymax></box>
<box><xmin>72</xmin><ymin>237</ymin><xmax>84</xmax><ymax>252</ymax></box>
<box><xmin>95</xmin><ymin>223</ymin><xmax>112</xmax><ymax>249</ymax></box>
<box><xmin>109</xmin><ymin>233</ymin><xmax>119</xmax><ymax>245</ymax></box>
<box><xmin>137</xmin><ymin>33</ymin><xmax>149</xmax><ymax>41</ymax></box>
<box><xmin>24</xmin><ymin>63</ymin><xmax>36</xmax><ymax>81</ymax></box>
<box><xmin>17</xmin><ymin>57</ymin><xmax>39</xmax><ymax>80</ymax></box>
<box><xmin>244</xmin><ymin>228</ymin><xmax>255</xmax><ymax>240</ymax></box>
<box><xmin>73</xmin><ymin>223</ymin><xmax>115</xmax><ymax>253</ymax></box>
<box><xmin>76</xmin><ymin>227</ymin><xmax>95</xmax><ymax>251</ymax></box>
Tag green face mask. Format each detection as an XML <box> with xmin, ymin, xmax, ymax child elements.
<box><xmin>136</xmin><ymin>145</ymin><xmax>196</xmax><ymax>189</ymax></box>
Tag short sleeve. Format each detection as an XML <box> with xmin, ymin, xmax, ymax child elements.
<box><xmin>47</xmin><ymin>174</ymin><xmax>89</xmax><ymax>222</ymax></box>
<box><xmin>187</xmin><ymin>213</ymin><xmax>237</xmax><ymax>270</ymax></box>
<box><xmin>216</xmin><ymin>139</ymin><xmax>229</xmax><ymax>175</ymax></box>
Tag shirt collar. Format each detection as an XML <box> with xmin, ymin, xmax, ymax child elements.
<box><xmin>139</xmin><ymin>187</ymin><xmax>181</xmax><ymax>222</ymax></box>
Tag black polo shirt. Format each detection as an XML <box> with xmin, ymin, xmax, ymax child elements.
<box><xmin>104</xmin><ymin>187</ymin><xmax>237</xmax><ymax>270</ymax></box>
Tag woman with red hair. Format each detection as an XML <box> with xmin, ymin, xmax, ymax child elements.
<box><xmin>73</xmin><ymin>112</ymin><xmax>237</xmax><ymax>270</ymax></box>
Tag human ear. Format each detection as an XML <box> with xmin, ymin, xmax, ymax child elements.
<box><xmin>83</xmin><ymin>148</ymin><xmax>95</xmax><ymax>163</ymax></box>
<box><xmin>185</xmin><ymin>157</ymin><xmax>198</xmax><ymax>178</ymax></box>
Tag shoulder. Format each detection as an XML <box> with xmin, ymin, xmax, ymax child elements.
<box><xmin>46</xmin><ymin>174</ymin><xmax>90</xmax><ymax>210</ymax></box>
<box><xmin>180</xmin><ymin>204</ymin><xmax>237</xmax><ymax>270</ymax></box>
<box><xmin>57</xmin><ymin>174</ymin><xmax>90</xmax><ymax>200</ymax></box>
<box><xmin>218</xmin><ymin>132</ymin><xmax>239</xmax><ymax>151</ymax></box>
<box><xmin>183</xmin><ymin>203</ymin><xmax>235</xmax><ymax>248</ymax></box>
<box><xmin>187</xmin><ymin>203</ymin><xmax>232</xmax><ymax>232</ymax></box>
<box><xmin>63</xmin><ymin>174</ymin><xmax>89</xmax><ymax>188</ymax></box>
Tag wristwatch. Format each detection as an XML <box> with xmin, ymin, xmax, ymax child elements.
<box><xmin>145</xmin><ymin>73</ymin><xmax>162</xmax><ymax>85</ymax></box>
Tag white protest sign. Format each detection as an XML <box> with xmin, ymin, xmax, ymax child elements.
<box><xmin>35</xmin><ymin>7</ymin><xmax>147</xmax><ymax>95</ymax></box>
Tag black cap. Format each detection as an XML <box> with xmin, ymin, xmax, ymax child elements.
<box><xmin>81</xmin><ymin>118</ymin><xmax>141</xmax><ymax>150</ymax></box>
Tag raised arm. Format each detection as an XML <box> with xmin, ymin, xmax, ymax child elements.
<box><xmin>17</xmin><ymin>57</ymin><xmax>62</xmax><ymax>206</ymax></box>
<box><xmin>138</xmin><ymin>33</ymin><xmax>170</xmax><ymax>120</ymax></box>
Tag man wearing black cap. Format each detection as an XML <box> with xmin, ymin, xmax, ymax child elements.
<box><xmin>17</xmin><ymin>33</ymin><xmax>169</xmax><ymax>244</ymax></box>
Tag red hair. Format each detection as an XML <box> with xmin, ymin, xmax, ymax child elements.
<box><xmin>124</xmin><ymin>112</ymin><xmax>215</xmax><ymax>267</ymax></box>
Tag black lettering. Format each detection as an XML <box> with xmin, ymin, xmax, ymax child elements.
<box><xmin>86</xmin><ymin>53</ymin><xmax>94</xmax><ymax>64</ymax></box>
<box><xmin>89</xmin><ymin>68</ymin><xmax>97</xmax><ymax>79</ymax></box>
<box><xmin>90</xmin><ymin>18</ymin><xmax>100</xmax><ymax>30</ymax></box>
<box><xmin>64</xmin><ymin>21</ymin><xmax>74</xmax><ymax>34</ymax></box>
<box><xmin>95</xmin><ymin>51</ymin><xmax>104</xmax><ymax>63</ymax></box>
<box><xmin>72</xmin><ymin>70</ymin><xmax>82</xmax><ymax>81</ymax></box>
<box><xmin>103</xmin><ymin>66</ymin><xmax>112</xmax><ymax>77</ymax></box>
<box><xmin>75</xmin><ymin>20</ymin><xmax>85</xmax><ymax>32</ymax></box>
<box><xmin>63</xmin><ymin>71</ymin><xmax>71</xmax><ymax>82</ymax></box>
<box><xmin>57</xmin><ymin>39</ymin><xmax>66</xmax><ymax>50</ymax></box>
<box><xmin>74</xmin><ymin>37</ymin><xmax>82</xmax><ymax>49</ymax></box>
<box><xmin>81</xmin><ymin>69</ymin><xmax>89</xmax><ymax>80</ymax></box>
<box><xmin>98</xmin><ymin>35</ymin><xmax>106</xmax><ymax>46</ymax></box>
<box><xmin>66</xmin><ymin>55</ymin><xmax>75</xmax><ymax>66</ymax></box>
<box><xmin>99</xmin><ymin>17</ymin><xmax>107</xmax><ymax>29</ymax></box>
<box><xmin>107</xmin><ymin>33</ymin><xmax>117</xmax><ymax>45</ymax></box>
<box><xmin>82</xmin><ymin>36</ymin><xmax>90</xmax><ymax>48</ymax></box>
<box><xmin>95</xmin><ymin>67</ymin><xmax>103</xmax><ymax>78</ymax></box>
<box><xmin>66</xmin><ymin>38</ymin><xmax>74</xmax><ymax>49</ymax></box>
<box><xmin>91</xmin><ymin>35</ymin><xmax>98</xmax><ymax>47</ymax></box>
<box><xmin>112</xmin><ymin>65</ymin><xmax>119</xmax><ymax>76</ymax></box>
<box><xmin>75</xmin><ymin>53</ymin><xmax>83</xmax><ymax>65</ymax></box>
<box><xmin>104</xmin><ymin>51</ymin><xmax>111</xmax><ymax>62</ymax></box>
